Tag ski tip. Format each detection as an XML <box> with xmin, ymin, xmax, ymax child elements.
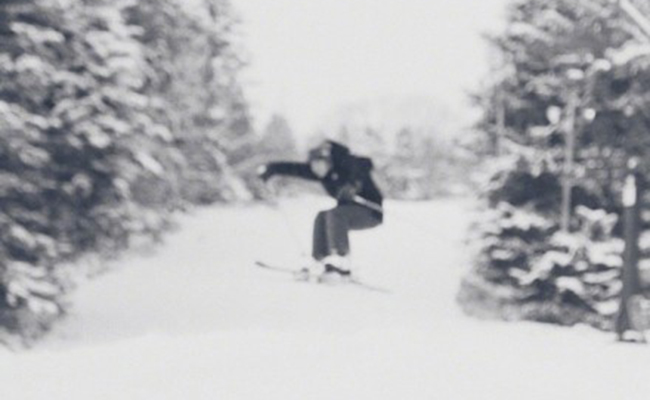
<box><xmin>255</xmin><ymin>261</ymin><xmax>275</xmax><ymax>269</ymax></box>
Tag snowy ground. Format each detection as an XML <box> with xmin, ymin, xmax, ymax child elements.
<box><xmin>1</xmin><ymin>196</ymin><xmax>649</xmax><ymax>400</ymax></box>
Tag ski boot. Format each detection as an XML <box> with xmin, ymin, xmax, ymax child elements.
<box><xmin>318</xmin><ymin>254</ymin><xmax>352</xmax><ymax>284</ymax></box>
<box><xmin>293</xmin><ymin>267</ymin><xmax>311</xmax><ymax>282</ymax></box>
<box><xmin>293</xmin><ymin>259</ymin><xmax>324</xmax><ymax>282</ymax></box>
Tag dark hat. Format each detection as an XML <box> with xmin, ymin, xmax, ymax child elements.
<box><xmin>308</xmin><ymin>141</ymin><xmax>333</xmax><ymax>161</ymax></box>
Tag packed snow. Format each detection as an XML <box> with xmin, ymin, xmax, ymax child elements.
<box><xmin>1</xmin><ymin>196</ymin><xmax>649</xmax><ymax>400</ymax></box>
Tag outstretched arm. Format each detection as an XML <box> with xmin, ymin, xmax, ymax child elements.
<box><xmin>260</xmin><ymin>162</ymin><xmax>319</xmax><ymax>182</ymax></box>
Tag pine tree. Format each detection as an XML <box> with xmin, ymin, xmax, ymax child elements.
<box><xmin>0</xmin><ymin>0</ymin><xmax>179</xmax><ymax>340</ymax></box>
<box><xmin>0</xmin><ymin>0</ymin><xmax>253</xmax><ymax>342</ymax></box>
<box><xmin>258</xmin><ymin>114</ymin><xmax>298</xmax><ymax>161</ymax></box>
<box><xmin>460</xmin><ymin>0</ymin><xmax>650</xmax><ymax>328</ymax></box>
<box><xmin>124</xmin><ymin>0</ymin><xmax>253</xmax><ymax>203</ymax></box>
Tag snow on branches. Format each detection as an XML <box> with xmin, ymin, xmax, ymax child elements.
<box><xmin>461</xmin><ymin>0</ymin><xmax>650</xmax><ymax>330</ymax></box>
<box><xmin>0</xmin><ymin>0</ymin><xmax>252</xmax><ymax>343</ymax></box>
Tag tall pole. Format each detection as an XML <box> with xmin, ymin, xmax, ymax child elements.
<box><xmin>561</xmin><ymin>91</ymin><xmax>578</xmax><ymax>232</ymax></box>
<box><xmin>613</xmin><ymin>0</ymin><xmax>650</xmax><ymax>339</ymax></box>
<box><xmin>616</xmin><ymin>159</ymin><xmax>643</xmax><ymax>341</ymax></box>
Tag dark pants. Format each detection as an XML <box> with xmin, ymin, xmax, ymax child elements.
<box><xmin>312</xmin><ymin>204</ymin><xmax>381</xmax><ymax>260</ymax></box>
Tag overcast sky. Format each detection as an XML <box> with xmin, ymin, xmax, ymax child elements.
<box><xmin>231</xmin><ymin>0</ymin><xmax>511</xmax><ymax>136</ymax></box>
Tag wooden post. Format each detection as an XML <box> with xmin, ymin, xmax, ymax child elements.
<box><xmin>616</xmin><ymin>159</ymin><xmax>643</xmax><ymax>341</ymax></box>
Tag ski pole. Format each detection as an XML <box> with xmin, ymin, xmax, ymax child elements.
<box><xmin>354</xmin><ymin>195</ymin><xmax>449</xmax><ymax>240</ymax></box>
<box><xmin>352</xmin><ymin>195</ymin><xmax>384</xmax><ymax>214</ymax></box>
<box><xmin>262</xmin><ymin>183</ymin><xmax>309</xmax><ymax>258</ymax></box>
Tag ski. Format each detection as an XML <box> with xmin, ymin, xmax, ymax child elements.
<box><xmin>254</xmin><ymin>261</ymin><xmax>391</xmax><ymax>294</ymax></box>
<box><xmin>255</xmin><ymin>261</ymin><xmax>297</xmax><ymax>275</ymax></box>
<box><xmin>349</xmin><ymin>279</ymin><xmax>392</xmax><ymax>294</ymax></box>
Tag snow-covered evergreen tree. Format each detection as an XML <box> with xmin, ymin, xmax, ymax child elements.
<box><xmin>258</xmin><ymin>114</ymin><xmax>298</xmax><ymax>162</ymax></box>
<box><xmin>125</xmin><ymin>0</ymin><xmax>253</xmax><ymax>203</ymax></box>
<box><xmin>460</xmin><ymin>0</ymin><xmax>650</xmax><ymax>328</ymax></box>
<box><xmin>0</xmin><ymin>0</ymin><xmax>175</xmax><ymax>341</ymax></box>
<box><xmin>0</xmin><ymin>0</ymin><xmax>252</xmax><ymax>343</ymax></box>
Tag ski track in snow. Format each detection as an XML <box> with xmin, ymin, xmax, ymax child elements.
<box><xmin>1</xmin><ymin>196</ymin><xmax>650</xmax><ymax>400</ymax></box>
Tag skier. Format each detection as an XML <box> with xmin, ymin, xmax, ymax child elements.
<box><xmin>259</xmin><ymin>140</ymin><xmax>383</xmax><ymax>283</ymax></box>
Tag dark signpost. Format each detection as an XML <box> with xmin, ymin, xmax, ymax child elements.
<box><xmin>615</xmin><ymin>159</ymin><xmax>645</xmax><ymax>342</ymax></box>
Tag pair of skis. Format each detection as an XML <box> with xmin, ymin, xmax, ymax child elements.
<box><xmin>255</xmin><ymin>261</ymin><xmax>391</xmax><ymax>294</ymax></box>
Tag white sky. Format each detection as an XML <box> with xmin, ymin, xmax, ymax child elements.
<box><xmin>231</xmin><ymin>0</ymin><xmax>510</xmax><ymax>135</ymax></box>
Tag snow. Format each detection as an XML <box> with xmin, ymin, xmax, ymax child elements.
<box><xmin>609</xmin><ymin>43</ymin><xmax>650</xmax><ymax>66</ymax></box>
<box><xmin>1</xmin><ymin>196</ymin><xmax>649</xmax><ymax>399</ymax></box>
<box><xmin>10</xmin><ymin>23</ymin><xmax>65</xmax><ymax>45</ymax></box>
<box><xmin>507</xmin><ymin>22</ymin><xmax>553</xmax><ymax>43</ymax></box>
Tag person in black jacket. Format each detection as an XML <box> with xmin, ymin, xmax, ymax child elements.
<box><xmin>259</xmin><ymin>140</ymin><xmax>383</xmax><ymax>282</ymax></box>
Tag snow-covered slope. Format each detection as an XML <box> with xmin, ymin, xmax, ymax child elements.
<box><xmin>1</xmin><ymin>196</ymin><xmax>649</xmax><ymax>400</ymax></box>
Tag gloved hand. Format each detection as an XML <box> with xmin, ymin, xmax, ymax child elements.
<box><xmin>337</xmin><ymin>184</ymin><xmax>358</xmax><ymax>201</ymax></box>
<box><xmin>257</xmin><ymin>165</ymin><xmax>272</xmax><ymax>182</ymax></box>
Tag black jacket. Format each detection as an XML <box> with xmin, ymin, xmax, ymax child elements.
<box><xmin>265</xmin><ymin>142</ymin><xmax>383</xmax><ymax>217</ymax></box>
